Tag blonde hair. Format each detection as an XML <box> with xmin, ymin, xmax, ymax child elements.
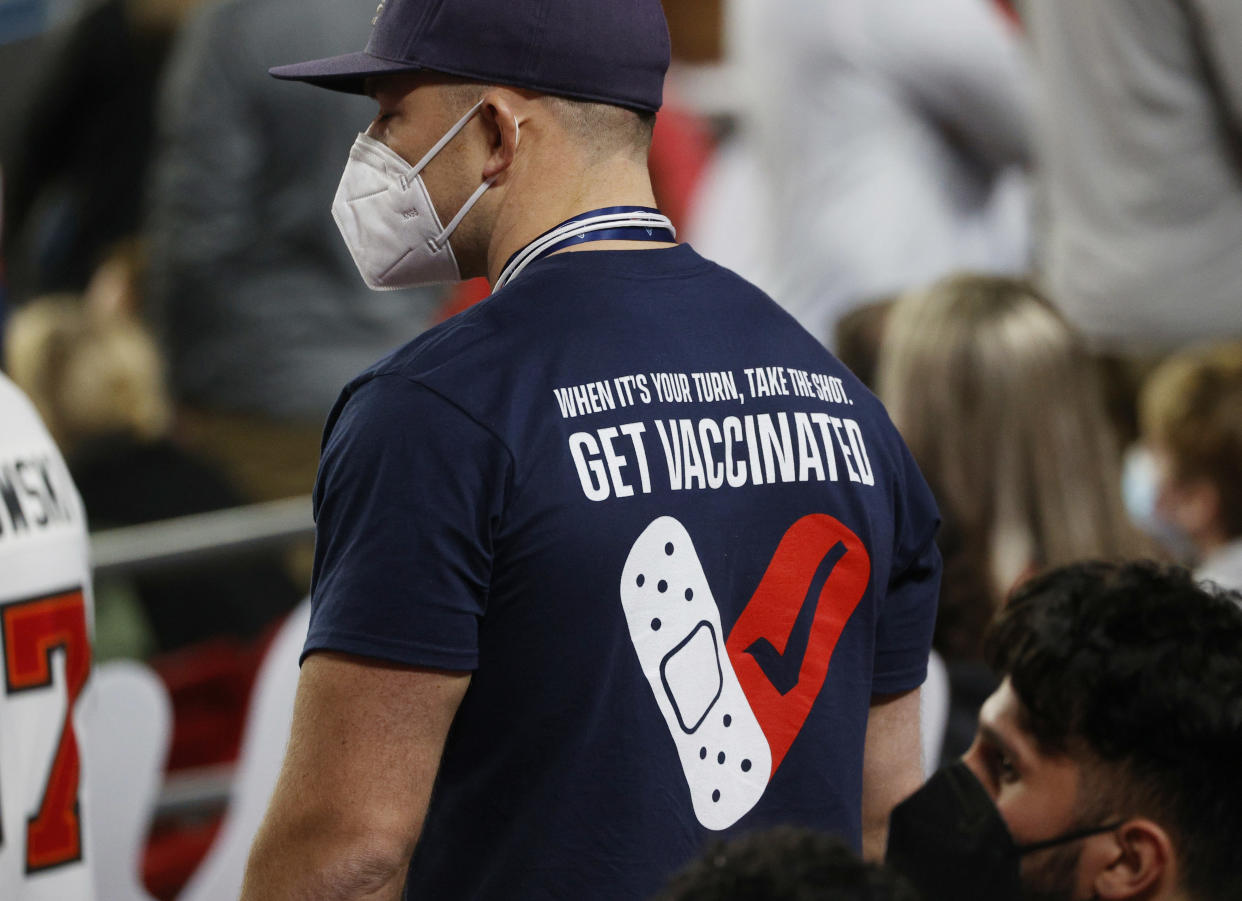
<box><xmin>3</xmin><ymin>296</ymin><xmax>172</xmax><ymax>453</ymax></box>
<box><xmin>877</xmin><ymin>274</ymin><xmax>1143</xmax><ymax>655</ymax></box>
<box><xmin>1140</xmin><ymin>341</ymin><xmax>1242</xmax><ymax>537</ymax></box>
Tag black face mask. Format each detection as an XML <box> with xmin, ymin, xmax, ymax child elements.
<box><xmin>885</xmin><ymin>762</ymin><xmax>1122</xmax><ymax>901</ymax></box>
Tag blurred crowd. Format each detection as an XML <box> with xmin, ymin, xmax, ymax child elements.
<box><xmin>2</xmin><ymin>0</ymin><xmax>1241</xmax><ymax>898</ymax></box>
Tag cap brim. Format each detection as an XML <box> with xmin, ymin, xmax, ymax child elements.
<box><xmin>268</xmin><ymin>51</ymin><xmax>424</xmax><ymax>95</ymax></box>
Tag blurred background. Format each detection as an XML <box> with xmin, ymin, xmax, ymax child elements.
<box><xmin>3</xmin><ymin>0</ymin><xmax>1241</xmax><ymax>897</ymax></box>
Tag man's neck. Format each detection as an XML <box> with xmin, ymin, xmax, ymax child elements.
<box><xmin>485</xmin><ymin>157</ymin><xmax>665</xmax><ymax>285</ymax></box>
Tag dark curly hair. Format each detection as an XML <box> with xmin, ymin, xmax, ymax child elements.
<box><xmin>656</xmin><ymin>827</ymin><xmax>920</xmax><ymax>901</ymax></box>
<box><xmin>984</xmin><ymin>560</ymin><xmax>1242</xmax><ymax>901</ymax></box>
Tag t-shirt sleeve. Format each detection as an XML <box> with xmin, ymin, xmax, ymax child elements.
<box><xmin>879</xmin><ymin>0</ymin><xmax>1033</xmax><ymax>169</ymax></box>
<box><xmin>871</xmin><ymin>444</ymin><xmax>942</xmax><ymax>695</ymax></box>
<box><xmin>304</xmin><ymin>373</ymin><xmax>511</xmax><ymax>670</ymax></box>
<box><xmin>1191</xmin><ymin>0</ymin><xmax>1242</xmax><ymax>136</ymax></box>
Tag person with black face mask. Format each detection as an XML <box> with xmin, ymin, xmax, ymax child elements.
<box><xmin>885</xmin><ymin>560</ymin><xmax>1242</xmax><ymax>901</ymax></box>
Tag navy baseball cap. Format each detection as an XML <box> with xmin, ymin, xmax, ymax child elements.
<box><xmin>269</xmin><ymin>0</ymin><xmax>670</xmax><ymax>113</ymax></box>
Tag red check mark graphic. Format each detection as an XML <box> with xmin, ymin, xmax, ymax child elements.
<box><xmin>725</xmin><ymin>514</ymin><xmax>871</xmax><ymax>775</ymax></box>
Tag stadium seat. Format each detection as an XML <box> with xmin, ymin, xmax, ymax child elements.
<box><xmin>84</xmin><ymin>659</ymin><xmax>172</xmax><ymax>901</ymax></box>
<box><xmin>177</xmin><ymin>601</ymin><xmax>310</xmax><ymax>901</ymax></box>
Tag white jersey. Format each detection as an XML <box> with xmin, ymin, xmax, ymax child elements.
<box><xmin>0</xmin><ymin>373</ymin><xmax>95</xmax><ymax>900</ymax></box>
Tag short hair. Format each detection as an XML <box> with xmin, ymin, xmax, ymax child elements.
<box><xmin>984</xmin><ymin>560</ymin><xmax>1242</xmax><ymax>901</ymax></box>
<box><xmin>538</xmin><ymin>93</ymin><xmax>655</xmax><ymax>157</ymax></box>
<box><xmin>877</xmin><ymin>274</ymin><xmax>1144</xmax><ymax>659</ymax></box>
<box><xmin>657</xmin><ymin>827</ymin><xmax>920</xmax><ymax>901</ymax></box>
<box><xmin>444</xmin><ymin>81</ymin><xmax>654</xmax><ymax>159</ymax></box>
<box><xmin>1140</xmin><ymin>341</ymin><xmax>1242</xmax><ymax>538</ymax></box>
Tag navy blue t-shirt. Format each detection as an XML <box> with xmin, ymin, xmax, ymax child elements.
<box><xmin>308</xmin><ymin>244</ymin><xmax>940</xmax><ymax>899</ymax></box>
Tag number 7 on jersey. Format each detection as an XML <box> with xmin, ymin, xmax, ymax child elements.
<box><xmin>1</xmin><ymin>587</ymin><xmax>91</xmax><ymax>873</ymax></box>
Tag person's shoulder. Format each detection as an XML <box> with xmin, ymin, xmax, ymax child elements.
<box><xmin>0</xmin><ymin>372</ymin><xmax>30</xmax><ymax>408</ymax></box>
<box><xmin>524</xmin><ymin>244</ymin><xmax>786</xmax><ymax>323</ymax></box>
<box><xmin>0</xmin><ymin>374</ymin><xmax>49</xmax><ymax>442</ymax></box>
<box><xmin>320</xmin><ymin>305</ymin><xmax>505</xmax><ymax>431</ymax></box>
<box><xmin>360</xmin><ymin>298</ymin><xmax>507</xmax><ymax>384</ymax></box>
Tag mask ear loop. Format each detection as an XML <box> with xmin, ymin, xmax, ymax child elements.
<box><xmin>430</xmin><ymin>107</ymin><xmax>519</xmax><ymax>249</ymax></box>
<box><xmin>411</xmin><ymin>98</ymin><xmax>487</xmax><ymax>177</ymax></box>
<box><xmin>432</xmin><ymin>176</ymin><xmax>495</xmax><ymax>249</ymax></box>
<box><xmin>1015</xmin><ymin>820</ymin><xmax>1126</xmax><ymax>856</ymax></box>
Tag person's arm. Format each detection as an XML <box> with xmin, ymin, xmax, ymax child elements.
<box><xmin>879</xmin><ymin>0</ymin><xmax>1033</xmax><ymax>169</ymax></box>
<box><xmin>861</xmin><ymin>687</ymin><xmax>924</xmax><ymax>861</ymax></box>
<box><xmin>144</xmin><ymin>1</ymin><xmax>261</xmax><ymax>362</ymax></box>
<box><xmin>862</xmin><ymin>437</ymin><xmax>942</xmax><ymax>859</ymax></box>
<box><xmin>1189</xmin><ymin>0</ymin><xmax>1242</xmax><ymax>138</ymax></box>
<box><xmin>241</xmin><ymin>651</ymin><xmax>470</xmax><ymax>900</ymax></box>
<box><xmin>242</xmin><ymin>376</ymin><xmax>503</xmax><ymax>897</ymax></box>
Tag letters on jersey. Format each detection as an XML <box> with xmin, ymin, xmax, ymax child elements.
<box><xmin>0</xmin><ymin>374</ymin><xmax>95</xmax><ymax>900</ymax></box>
<box><xmin>0</xmin><ymin>455</ymin><xmax>77</xmax><ymax>542</ymax></box>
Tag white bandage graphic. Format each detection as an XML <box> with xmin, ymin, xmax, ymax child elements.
<box><xmin>620</xmin><ymin>516</ymin><xmax>772</xmax><ymax>830</ymax></box>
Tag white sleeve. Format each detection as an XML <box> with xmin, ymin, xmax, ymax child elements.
<box><xmin>1189</xmin><ymin>0</ymin><xmax>1242</xmax><ymax>139</ymax></box>
<box><xmin>876</xmin><ymin>0</ymin><xmax>1033</xmax><ymax>168</ymax></box>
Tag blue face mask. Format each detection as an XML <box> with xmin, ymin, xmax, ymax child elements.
<box><xmin>886</xmin><ymin>762</ymin><xmax>1122</xmax><ymax>901</ymax></box>
<box><xmin>1121</xmin><ymin>446</ymin><xmax>1197</xmax><ymax>562</ymax></box>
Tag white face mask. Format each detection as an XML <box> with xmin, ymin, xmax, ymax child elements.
<box><xmin>331</xmin><ymin>99</ymin><xmax>494</xmax><ymax>289</ymax></box>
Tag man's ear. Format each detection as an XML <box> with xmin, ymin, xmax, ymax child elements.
<box><xmin>480</xmin><ymin>92</ymin><xmax>521</xmax><ymax>181</ymax></box>
<box><xmin>1093</xmin><ymin>818</ymin><xmax>1175</xmax><ymax>899</ymax></box>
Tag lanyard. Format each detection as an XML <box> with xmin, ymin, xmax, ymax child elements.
<box><xmin>494</xmin><ymin>206</ymin><xmax>676</xmax><ymax>290</ymax></box>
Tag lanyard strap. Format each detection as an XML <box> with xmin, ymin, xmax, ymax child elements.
<box><xmin>495</xmin><ymin>206</ymin><xmax>676</xmax><ymax>290</ymax></box>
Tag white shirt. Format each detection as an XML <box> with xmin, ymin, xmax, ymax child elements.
<box><xmin>716</xmin><ymin>0</ymin><xmax>1032</xmax><ymax>344</ymax></box>
<box><xmin>1196</xmin><ymin>539</ymin><xmax>1242</xmax><ymax>598</ymax></box>
<box><xmin>0</xmin><ymin>374</ymin><xmax>95</xmax><ymax>900</ymax></box>
<box><xmin>1025</xmin><ymin>0</ymin><xmax>1242</xmax><ymax>352</ymax></box>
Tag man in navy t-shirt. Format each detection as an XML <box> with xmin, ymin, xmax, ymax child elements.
<box><xmin>243</xmin><ymin>2</ymin><xmax>941</xmax><ymax>899</ymax></box>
